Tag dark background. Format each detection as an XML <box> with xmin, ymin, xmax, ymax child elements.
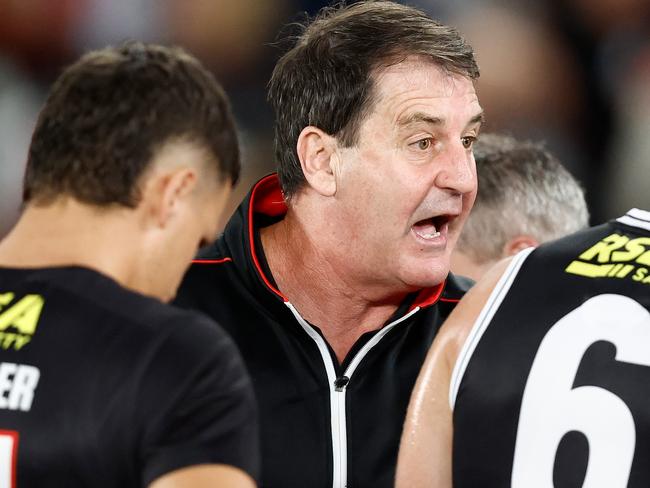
<box><xmin>1</xmin><ymin>0</ymin><xmax>648</xmax><ymax>238</ymax></box>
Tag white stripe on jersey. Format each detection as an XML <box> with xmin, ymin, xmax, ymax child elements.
<box><xmin>617</xmin><ymin>208</ymin><xmax>650</xmax><ymax>232</ymax></box>
<box><xmin>449</xmin><ymin>247</ymin><xmax>535</xmax><ymax>409</ymax></box>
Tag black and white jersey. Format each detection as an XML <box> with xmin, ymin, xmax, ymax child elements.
<box><xmin>451</xmin><ymin>208</ymin><xmax>650</xmax><ymax>487</ymax></box>
<box><xmin>0</xmin><ymin>266</ymin><xmax>258</xmax><ymax>487</ymax></box>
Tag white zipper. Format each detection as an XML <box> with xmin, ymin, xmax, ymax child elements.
<box><xmin>285</xmin><ymin>302</ymin><xmax>420</xmax><ymax>488</ymax></box>
<box><xmin>333</xmin><ymin>379</ymin><xmax>347</xmax><ymax>488</ymax></box>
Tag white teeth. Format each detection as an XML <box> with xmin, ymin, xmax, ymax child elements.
<box><xmin>422</xmin><ymin>231</ymin><xmax>441</xmax><ymax>239</ymax></box>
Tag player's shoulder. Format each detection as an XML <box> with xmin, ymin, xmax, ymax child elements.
<box><xmin>440</xmin><ymin>254</ymin><xmax>524</xmax><ymax>362</ymax></box>
<box><xmin>533</xmin><ymin>211</ymin><xmax>650</xmax><ymax>263</ymax></box>
<box><xmin>82</xmin><ymin>269</ymin><xmax>241</xmax><ymax>374</ymax></box>
<box><xmin>0</xmin><ymin>265</ymin><xmax>226</xmax><ymax>344</ymax></box>
<box><xmin>103</xmin><ymin>279</ymin><xmax>234</xmax><ymax>355</ymax></box>
<box><xmin>532</xmin><ymin>222</ymin><xmax>613</xmax><ymax>258</ymax></box>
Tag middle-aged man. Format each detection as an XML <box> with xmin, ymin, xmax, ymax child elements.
<box><xmin>0</xmin><ymin>43</ymin><xmax>258</xmax><ymax>487</ymax></box>
<box><xmin>451</xmin><ymin>133</ymin><xmax>589</xmax><ymax>280</ymax></box>
<box><xmin>175</xmin><ymin>2</ymin><xmax>482</xmax><ymax>487</ymax></box>
<box><xmin>397</xmin><ymin>208</ymin><xmax>650</xmax><ymax>487</ymax></box>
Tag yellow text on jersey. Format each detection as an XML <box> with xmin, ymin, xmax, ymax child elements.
<box><xmin>0</xmin><ymin>293</ymin><xmax>44</xmax><ymax>350</ymax></box>
<box><xmin>565</xmin><ymin>234</ymin><xmax>650</xmax><ymax>284</ymax></box>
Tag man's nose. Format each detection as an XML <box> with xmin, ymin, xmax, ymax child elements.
<box><xmin>434</xmin><ymin>144</ymin><xmax>477</xmax><ymax>195</ymax></box>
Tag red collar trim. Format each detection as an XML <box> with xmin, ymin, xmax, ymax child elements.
<box><xmin>248</xmin><ymin>174</ymin><xmax>288</xmax><ymax>301</ymax></box>
<box><xmin>191</xmin><ymin>257</ymin><xmax>232</xmax><ymax>265</ymax></box>
<box><xmin>439</xmin><ymin>296</ymin><xmax>460</xmax><ymax>303</ymax></box>
<box><xmin>408</xmin><ymin>280</ymin><xmax>446</xmax><ymax>312</ymax></box>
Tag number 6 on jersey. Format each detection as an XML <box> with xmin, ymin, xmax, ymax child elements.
<box><xmin>512</xmin><ymin>294</ymin><xmax>650</xmax><ymax>487</ymax></box>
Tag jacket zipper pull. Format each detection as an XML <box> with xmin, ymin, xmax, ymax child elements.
<box><xmin>334</xmin><ymin>375</ymin><xmax>349</xmax><ymax>392</ymax></box>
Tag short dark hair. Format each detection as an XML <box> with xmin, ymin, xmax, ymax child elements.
<box><xmin>24</xmin><ymin>42</ymin><xmax>240</xmax><ymax>207</ymax></box>
<box><xmin>457</xmin><ymin>133</ymin><xmax>589</xmax><ymax>262</ymax></box>
<box><xmin>268</xmin><ymin>0</ymin><xmax>479</xmax><ymax>199</ymax></box>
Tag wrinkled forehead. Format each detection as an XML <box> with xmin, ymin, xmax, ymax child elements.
<box><xmin>362</xmin><ymin>56</ymin><xmax>481</xmax><ymax>132</ymax></box>
<box><xmin>371</xmin><ymin>55</ymin><xmax>477</xmax><ymax>104</ymax></box>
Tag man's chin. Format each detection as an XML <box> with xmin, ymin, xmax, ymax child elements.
<box><xmin>401</xmin><ymin>265</ymin><xmax>450</xmax><ymax>290</ymax></box>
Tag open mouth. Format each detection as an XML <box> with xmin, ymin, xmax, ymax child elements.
<box><xmin>412</xmin><ymin>215</ymin><xmax>452</xmax><ymax>240</ymax></box>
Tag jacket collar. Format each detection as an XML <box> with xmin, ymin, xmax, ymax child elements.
<box><xmin>222</xmin><ymin>173</ymin><xmax>447</xmax><ymax>311</ymax></box>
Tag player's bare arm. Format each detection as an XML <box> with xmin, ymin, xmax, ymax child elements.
<box><xmin>149</xmin><ymin>465</ymin><xmax>256</xmax><ymax>488</ymax></box>
<box><xmin>396</xmin><ymin>257</ymin><xmax>512</xmax><ymax>488</ymax></box>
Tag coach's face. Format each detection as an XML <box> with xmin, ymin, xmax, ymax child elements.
<box><xmin>334</xmin><ymin>56</ymin><xmax>482</xmax><ymax>290</ymax></box>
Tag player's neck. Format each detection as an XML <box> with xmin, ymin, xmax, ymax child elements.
<box><xmin>261</xmin><ymin>210</ymin><xmax>405</xmax><ymax>363</ymax></box>
<box><xmin>0</xmin><ymin>199</ymin><xmax>140</xmax><ymax>287</ymax></box>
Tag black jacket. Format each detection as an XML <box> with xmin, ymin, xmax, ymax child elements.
<box><xmin>175</xmin><ymin>174</ymin><xmax>471</xmax><ymax>488</ymax></box>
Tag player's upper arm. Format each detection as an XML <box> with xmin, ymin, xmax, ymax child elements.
<box><xmin>149</xmin><ymin>464</ymin><xmax>256</xmax><ymax>488</ymax></box>
<box><xmin>138</xmin><ymin>312</ymin><xmax>260</xmax><ymax>486</ymax></box>
<box><xmin>396</xmin><ymin>257</ymin><xmax>512</xmax><ymax>488</ymax></box>
<box><xmin>443</xmin><ymin>256</ymin><xmax>514</xmax><ymax>365</ymax></box>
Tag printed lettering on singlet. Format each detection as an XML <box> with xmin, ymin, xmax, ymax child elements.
<box><xmin>0</xmin><ymin>293</ymin><xmax>44</xmax><ymax>350</ymax></box>
<box><xmin>511</xmin><ymin>294</ymin><xmax>650</xmax><ymax>487</ymax></box>
<box><xmin>565</xmin><ymin>233</ymin><xmax>650</xmax><ymax>284</ymax></box>
<box><xmin>0</xmin><ymin>362</ymin><xmax>40</xmax><ymax>412</ymax></box>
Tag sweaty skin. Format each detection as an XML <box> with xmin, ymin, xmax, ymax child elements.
<box><xmin>150</xmin><ymin>465</ymin><xmax>256</xmax><ymax>488</ymax></box>
<box><xmin>395</xmin><ymin>257</ymin><xmax>512</xmax><ymax>488</ymax></box>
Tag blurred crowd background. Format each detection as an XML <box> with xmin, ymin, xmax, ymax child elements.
<box><xmin>1</xmin><ymin>0</ymin><xmax>649</xmax><ymax>239</ymax></box>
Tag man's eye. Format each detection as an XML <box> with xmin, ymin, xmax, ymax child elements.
<box><xmin>461</xmin><ymin>136</ymin><xmax>476</xmax><ymax>149</ymax></box>
<box><xmin>416</xmin><ymin>138</ymin><xmax>431</xmax><ymax>150</ymax></box>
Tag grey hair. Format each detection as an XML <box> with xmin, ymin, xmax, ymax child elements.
<box><xmin>457</xmin><ymin>133</ymin><xmax>589</xmax><ymax>263</ymax></box>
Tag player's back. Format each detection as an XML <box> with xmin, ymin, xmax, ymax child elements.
<box><xmin>0</xmin><ymin>265</ymin><xmax>256</xmax><ymax>487</ymax></box>
<box><xmin>451</xmin><ymin>209</ymin><xmax>650</xmax><ymax>487</ymax></box>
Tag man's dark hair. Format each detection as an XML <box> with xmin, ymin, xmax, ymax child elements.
<box><xmin>268</xmin><ymin>0</ymin><xmax>479</xmax><ymax>199</ymax></box>
<box><xmin>457</xmin><ymin>133</ymin><xmax>589</xmax><ymax>262</ymax></box>
<box><xmin>24</xmin><ymin>42</ymin><xmax>240</xmax><ymax>207</ymax></box>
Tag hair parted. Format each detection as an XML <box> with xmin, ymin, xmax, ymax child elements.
<box><xmin>457</xmin><ymin>133</ymin><xmax>590</xmax><ymax>262</ymax></box>
<box><xmin>24</xmin><ymin>41</ymin><xmax>240</xmax><ymax>207</ymax></box>
<box><xmin>268</xmin><ymin>0</ymin><xmax>479</xmax><ymax>199</ymax></box>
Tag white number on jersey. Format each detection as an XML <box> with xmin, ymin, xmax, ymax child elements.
<box><xmin>511</xmin><ymin>294</ymin><xmax>650</xmax><ymax>488</ymax></box>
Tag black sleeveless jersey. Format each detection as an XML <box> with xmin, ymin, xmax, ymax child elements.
<box><xmin>0</xmin><ymin>266</ymin><xmax>258</xmax><ymax>487</ymax></box>
<box><xmin>451</xmin><ymin>209</ymin><xmax>650</xmax><ymax>487</ymax></box>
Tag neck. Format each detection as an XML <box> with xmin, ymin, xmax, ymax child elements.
<box><xmin>261</xmin><ymin>209</ymin><xmax>408</xmax><ymax>363</ymax></box>
<box><xmin>0</xmin><ymin>199</ymin><xmax>144</xmax><ymax>293</ymax></box>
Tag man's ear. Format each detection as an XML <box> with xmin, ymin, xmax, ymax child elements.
<box><xmin>296</xmin><ymin>126</ymin><xmax>339</xmax><ymax>197</ymax></box>
<box><xmin>144</xmin><ymin>168</ymin><xmax>198</xmax><ymax>228</ymax></box>
<box><xmin>503</xmin><ymin>235</ymin><xmax>539</xmax><ymax>257</ymax></box>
